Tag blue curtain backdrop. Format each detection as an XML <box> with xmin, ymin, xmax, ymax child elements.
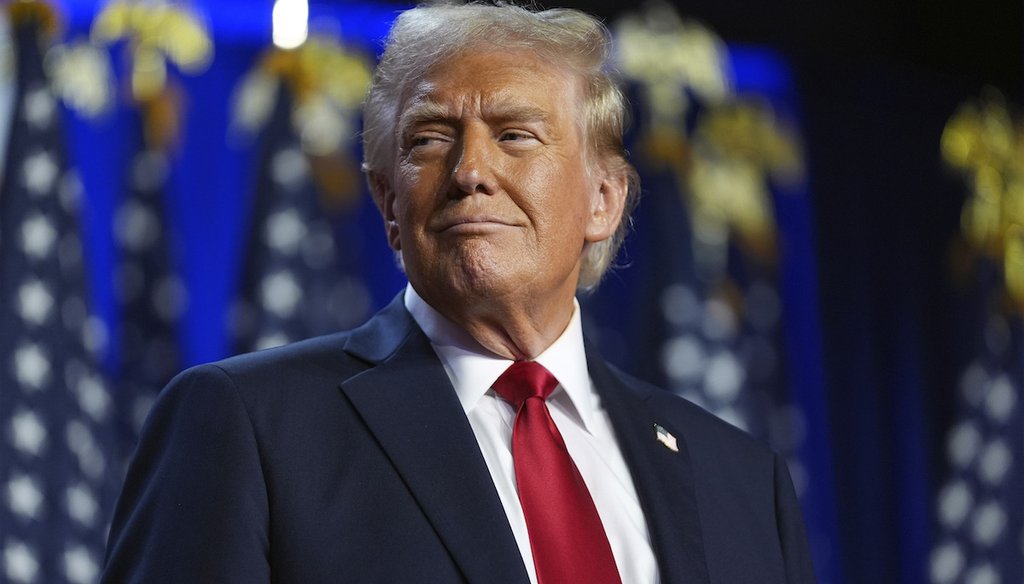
<box><xmin>13</xmin><ymin>0</ymin><xmax>1016</xmax><ymax>582</ymax></box>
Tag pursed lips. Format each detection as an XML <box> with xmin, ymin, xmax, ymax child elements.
<box><xmin>433</xmin><ymin>215</ymin><xmax>519</xmax><ymax>233</ymax></box>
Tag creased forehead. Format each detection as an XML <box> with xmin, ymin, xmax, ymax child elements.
<box><xmin>394</xmin><ymin>49</ymin><xmax>578</xmax><ymax>132</ymax></box>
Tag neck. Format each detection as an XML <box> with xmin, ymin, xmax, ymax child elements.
<box><xmin>459</xmin><ymin>299</ymin><xmax>575</xmax><ymax>361</ymax></box>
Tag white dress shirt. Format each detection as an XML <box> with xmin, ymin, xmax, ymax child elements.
<box><xmin>405</xmin><ymin>285</ymin><xmax>659</xmax><ymax>584</ymax></box>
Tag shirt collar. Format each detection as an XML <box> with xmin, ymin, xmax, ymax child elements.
<box><xmin>404</xmin><ymin>284</ymin><xmax>596</xmax><ymax>432</ymax></box>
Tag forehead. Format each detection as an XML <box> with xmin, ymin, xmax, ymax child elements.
<box><xmin>398</xmin><ymin>48</ymin><xmax>581</xmax><ymax>123</ymax></box>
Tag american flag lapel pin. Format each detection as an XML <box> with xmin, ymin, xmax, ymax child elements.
<box><xmin>653</xmin><ymin>424</ymin><xmax>679</xmax><ymax>452</ymax></box>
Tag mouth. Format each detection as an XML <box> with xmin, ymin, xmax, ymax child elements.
<box><xmin>435</xmin><ymin>216</ymin><xmax>517</xmax><ymax>233</ymax></box>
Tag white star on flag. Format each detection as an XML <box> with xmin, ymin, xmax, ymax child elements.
<box><xmin>10</xmin><ymin>409</ymin><xmax>47</xmax><ymax>456</ymax></box>
<box><xmin>13</xmin><ymin>343</ymin><xmax>50</xmax><ymax>390</ymax></box>
<box><xmin>65</xmin><ymin>483</ymin><xmax>98</xmax><ymax>527</ymax></box>
<box><xmin>271</xmin><ymin>147</ymin><xmax>309</xmax><ymax>189</ymax></box>
<box><xmin>3</xmin><ymin>540</ymin><xmax>40</xmax><ymax>584</ymax></box>
<box><xmin>265</xmin><ymin>208</ymin><xmax>306</xmax><ymax>255</ymax></box>
<box><xmin>21</xmin><ymin>150</ymin><xmax>58</xmax><ymax>196</ymax></box>
<box><xmin>17</xmin><ymin>280</ymin><xmax>54</xmax><ymax>325</ymax></box>
<box><xmin>62</xmin><ymin>545</ymin><xmax>98</xmax><ymax>584</ymax></box>
<box><xmin>261</xmin><ymin>270</ymin><xmax>302</xmax><ymax>318</ymax></box>
<box><xmin>74</xmin><ymin>374</ymin><xmax>111</xmax><ymax>423</ymax></box>
<box><xmin>7</xmin><ymin>474</ymin><xmax>44</xmax><ymax>520</ymax></box>
<box><xmin>20</xmin><ymin>214</ymin><xmax>57</xmax><ymax>259</ymax></box>
<box><xmin>23</xmin><ymin>86</ymin><xmax>55</xmax><ymax>130</ymax></box>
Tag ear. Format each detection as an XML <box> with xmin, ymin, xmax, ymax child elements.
<box><xmin>584</xmin><ymin>165</ymin><xmax>629</xmax><ymax>243</ymax></box>
<box><xmin>369</xmin><ymin>170</ymin><xmax>402</xmax><ymax>251</ymax></box>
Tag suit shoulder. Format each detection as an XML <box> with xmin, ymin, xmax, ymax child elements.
<box><xmin>208</xmin><ymin>331</ymin><xmax>365</xmax><ymax>380</ymax></box>
<box><xmin>151</xmin><ymin>332</ymin><xmax>368</xmax><ymax>422</ymax></box>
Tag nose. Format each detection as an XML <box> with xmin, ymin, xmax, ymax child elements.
<box><xmin>450</xmin><ymin>126</ymin><xmax>498</xmax><ymax>197</ymax></box>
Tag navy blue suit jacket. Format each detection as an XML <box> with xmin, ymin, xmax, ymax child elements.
<box><xmin>102</xmin><ymin>295</ymin><xmax>815</xmax><ymax>583</ymax></box>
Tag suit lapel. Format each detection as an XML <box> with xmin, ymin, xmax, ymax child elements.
<box><xmin>586</xmin><ymin>342</ymin><xmax>711</xmax><ymax>584</ymax></box>
<box><xmin>341</xmin><ymin>297</ymin><xmax>529</xmax><ymax>584</ymax></box>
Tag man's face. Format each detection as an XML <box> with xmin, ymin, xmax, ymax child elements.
<box><xmin>373</xmin><ymin>48</ymin><xmax>624</xmax><ymax>315</ymax></box>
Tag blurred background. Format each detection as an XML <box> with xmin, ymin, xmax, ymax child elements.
<box><xmin>0</xmin><ymin>0</ymin><xmax>1021</xmax><ymax>582</ymax></box>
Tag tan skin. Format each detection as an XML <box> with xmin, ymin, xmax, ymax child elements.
<box><xmin>370</xmin><ymin>48</ymin><xmax>628</xmax><ymax>360</ymax></box>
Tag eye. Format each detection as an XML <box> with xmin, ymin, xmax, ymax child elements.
<box><xmin>410</xmin><ymin>136</ymin><xmax>437</xmax><ymax>147</ymax></box>
<box><xmin>403</xmin><ymin>131</ymin><xmax>452</xmax><ymax>154</ymax></box>
<box><xmin>499</xmin><ymin>131</ymin><xmax>536</xmax><ymax>142</ymax></box>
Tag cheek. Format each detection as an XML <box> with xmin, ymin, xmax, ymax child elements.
<box><xmin>394</xmin><ymin>199</ymin><xmax>427</xmax><ymax>248</ymax></box>
<box><xmin>540</xmin><ymin>163</ymin><xmax>592</xmax><ymax>224</ymax></box>
<box><xmin>394</xmin><ymin>171</ymin><xmax>431</xmax><ymax>221</ymax></box>
<box><xmin>518</xmin><ymin>153</ymin><xmax>583</xmax><ymax>206</ymax></box>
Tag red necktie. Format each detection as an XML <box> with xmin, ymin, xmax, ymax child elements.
<box><xmin>492</xmin><ymin>361</ymin><xmax>622</xmax><ymax>584</ymax></box>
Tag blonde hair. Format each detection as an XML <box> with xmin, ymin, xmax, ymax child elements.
<box><xmin>362</xmin><ymin>3</ymin><xmax>639</xmax><ymax>289</ymax></box>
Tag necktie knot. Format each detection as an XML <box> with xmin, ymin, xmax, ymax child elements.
<box><xmin>493</xmin><ymin>360</ymin><xmax>559</xmax><ymax>407</ymax></box>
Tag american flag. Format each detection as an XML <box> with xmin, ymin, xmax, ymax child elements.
<box><xmin>0</xmin><ymin>12</ymin><xmax>115</xmax><ymax>584</ymax></box>
<box><xmin>929</xmin><ymin>262</ymin><xmax>1023</xmax><ymax>583</ymax></box>
<box><xmin>110</xmin><ymin>134</ymin><xmax>182</xmax><ymax>469</ymax></box>
<box><xmin>230</xmin><ymin>79</ymin><xmax>371</xmax><ymax>354</ymax></box>
<box><xmin>929</xmin><ymin>93</ymin><xmax>1024</xmax><ymax>584</ymax></box>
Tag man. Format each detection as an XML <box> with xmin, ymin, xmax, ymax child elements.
<box><xmin>102</xmin><ymin>4</ymin><xmax>815</xmax><ymax>583</ymax></box>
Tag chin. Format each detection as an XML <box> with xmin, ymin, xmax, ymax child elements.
<box><xmin>449</xmin><ymin>262</ymin><xmax>515</xmax><ymax>298</ymax></box>
<box><xmin>441</xmin><ymin>260</ymin><xmax>525</xmax><ymax>308</ymax></box>
<box><xmin>446</xmin><ymin>242</ymin><xmax>515</xmax><ymax>284</ymax></box>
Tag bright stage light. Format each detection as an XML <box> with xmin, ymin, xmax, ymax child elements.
<box><xmin>272</xmin><ymin>0</ymin><xmax>308</xmax><ymax>50</ymax></box>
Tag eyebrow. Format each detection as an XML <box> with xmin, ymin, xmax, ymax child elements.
<box><xmin>399</xmin><ymin>100</ymin><xmax>453</xmax><ymax>133</ymax></box>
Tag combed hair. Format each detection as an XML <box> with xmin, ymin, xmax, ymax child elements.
<box><xmin>362</xmin><ymin>2</ymin><xmax>640</xmax><ymax>289</ymax></box>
